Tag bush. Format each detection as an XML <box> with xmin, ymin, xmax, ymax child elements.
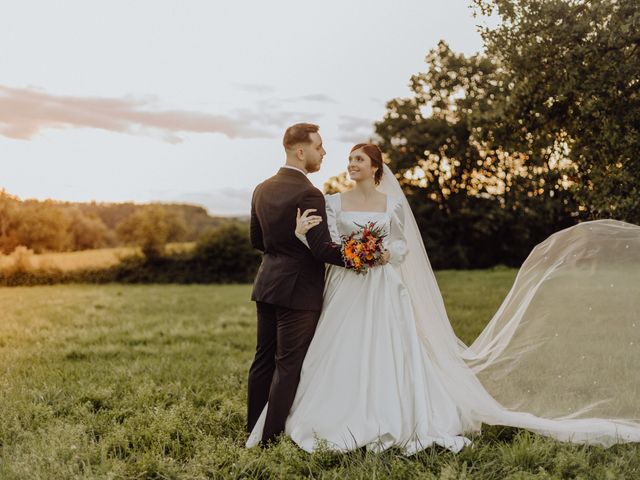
<box><xmin>192</xmin><ymin>223</ymin><xmax>261</xmax><ymax>283</ymax></box>
<box><xmin>0</xmin><ymin>222</ymin><xmax>261</xmax><ymax>286</ymax></box>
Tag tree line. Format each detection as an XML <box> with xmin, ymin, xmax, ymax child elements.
<box><xmin>0</xmin><ymin>189</ymin><xmax>231</xmax><ymax>255</ymax></box>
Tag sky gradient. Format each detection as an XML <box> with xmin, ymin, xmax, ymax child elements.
<box><xmin>1</xmin><ymin>0</ymin><xmax>486</xmax><ymax>215</ymax></box>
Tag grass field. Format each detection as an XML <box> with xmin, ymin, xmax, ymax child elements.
<box><xmin>1</xmin><ymin>269</ymin><xmax>639</xmax><ymax>479</ymax></box>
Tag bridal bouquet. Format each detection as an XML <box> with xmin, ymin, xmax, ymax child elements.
<box><xmin>338</xmin><ymin>221</ymin><xmax>387</xmax><ymax>275</ymax></box>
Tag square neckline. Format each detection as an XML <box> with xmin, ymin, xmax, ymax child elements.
<box><xmin>338</xmin><ymin>192</ymin><xmax>389</xmax><ymax>214</ymax></box>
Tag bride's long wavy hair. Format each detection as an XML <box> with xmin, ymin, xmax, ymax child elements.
<box><xmin>350</xmin><ymin>143</ymin><xmax>384</xmax><ymax>185</ymax></box>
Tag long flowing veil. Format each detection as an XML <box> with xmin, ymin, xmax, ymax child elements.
<box><xmin>377</xmin><ymin>163</ymin><xmax>640</xmax><ymax>446</ymax></box>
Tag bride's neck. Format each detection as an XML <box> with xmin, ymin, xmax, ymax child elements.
<box><xmin>351</xmin><ymin>179</ymin><xmax>378</xmax><ymax>198</ymax></box>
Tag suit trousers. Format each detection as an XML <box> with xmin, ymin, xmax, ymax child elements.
<box><xmin>247</xmin><ymin>301</ymin><xmax>321</xmax><ymax>444</ymax></box>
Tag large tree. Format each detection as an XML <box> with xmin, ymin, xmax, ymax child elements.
<box><xmin>472</xmin><ymin>0</ymin><xmax>640</xmax><ymax>222</ymax></box>
<box><xmin>373</xmin><ymin>41</ymin><xmax>578</xmax><ymax>268</ymax></box>
<box><xmin>14</xmin><ymin>200</ymin><xmax>73</xmax><ymax>253</ymax></box>
<box><xmin>0</xmin><ymin>189</ymin><xmax>20</xmax><ymax>254</ymax></box>
<box><xmin>67</xmin><ymin>207</ymin><xmax>112</xmax><ymax>251</ymax></box>
<box><xmin>116</xmin><ymin>205</ymin><xmax>188</xmax><ymax>258</ymax></box>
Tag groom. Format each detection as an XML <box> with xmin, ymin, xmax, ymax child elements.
<box><xmin>247</xmin><ymin>123</ymin><xmax>345</xmax><ymax>446</ymax></box>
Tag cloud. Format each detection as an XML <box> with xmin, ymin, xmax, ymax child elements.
<box><xmin>169</xmin><ymin>187</ymin><xmax>253</xmax><ymax>216</ymax></box>
<box><xmin>285</xmin><ymin>93</ymin><xmax>336</xmax><ymax>103</ymax></box>
<box><xmin>0</xmin><ymin>85</ymin><xmax>281</xmax><ymax>142</ymax></box>
<box><xmin>234</xmin><ymin>103</ymin><xmax>324</xmax><ymax>130</ymax></box>
<box><xmin>338</xmin><ymin>115</ymin><xmax>374</xmax><ymax>131</ymax></box>
<box><xmin>233</xmin><ymin>83</ymin><xmax>276</xmax><ymax>94</ymax></box>
<box><xmin>232</xmin><ymin>85</ymin><xmax>337</xmax><ymax>106</ymax></box>
<box><xmin>241</xmin><ymin>96</ymin><xmax>331</xmax><ymax>125</ymax></box>
<box><xmin>335</xmin><ymin>115</ymin><xmax>375</xmax><ymax>143</ymax></box>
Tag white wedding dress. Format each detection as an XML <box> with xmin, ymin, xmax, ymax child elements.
<box><xmin>246</xmin><ymin>164</ymin><xmax>640</xmax><ymax>453</ymax></box>
<box><xmin>247</xmin><ymin>192</ymin><xmax>472</xmax><ymax>453</ymax></box>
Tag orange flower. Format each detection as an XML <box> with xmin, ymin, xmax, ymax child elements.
<box><xmin>339</xmin><ymin>220</ymin><xmax>387</xmax><ymax>274</ymax></box>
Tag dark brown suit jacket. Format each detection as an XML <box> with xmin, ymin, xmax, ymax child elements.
<box><xmin>250</xmin><ymin>167</ymin><xmax>344</xmax><ymax>311</ymax></box>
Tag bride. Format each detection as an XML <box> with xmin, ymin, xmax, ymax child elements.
<box><xmin>246</xmin><ymin>143</ymin><xmax>640</xmax><ymax>454</ymax></box>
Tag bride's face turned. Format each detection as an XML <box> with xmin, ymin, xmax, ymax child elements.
<box><xmin>347</xmin><ymin>148</ymin><xmax>378</xmax><ymax>183</ymax></box>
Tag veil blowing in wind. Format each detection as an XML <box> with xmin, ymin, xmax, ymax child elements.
<box><xmin>377</xmin><ymin>163</ymin><xmax>640</xmax><ymax>446</ymax></box>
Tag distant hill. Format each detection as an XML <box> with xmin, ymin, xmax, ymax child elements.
<box><xmin>0</xmin><ymin>188</ymin><xmax>245</xmax><ymax>254</ymax></box>
<box><xmin>68</xmin><ymin>201</ymin><xmax>235</xmax><ymax>240</ymax></box>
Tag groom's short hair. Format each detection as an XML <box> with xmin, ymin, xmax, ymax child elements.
<box><xmin>283</xmin><ymin>123</ymin><xmax>319</xmax><ymax>150</ymax></box>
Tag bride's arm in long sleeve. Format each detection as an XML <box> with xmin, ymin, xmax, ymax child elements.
<box><xmin>387</xmin><ymin>198</ymin><xmax>409</xmax><ymax>266</ymax></box>
<box><xmin>296</xmin><ymin>195</ymin><xmax>340</xmax><ymax>249</ymax></box>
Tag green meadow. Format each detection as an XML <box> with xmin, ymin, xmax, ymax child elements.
<box><xmin>1</xmin><ymin>269</ymin><xmax>639</xmax><ymax>479</ymax></box>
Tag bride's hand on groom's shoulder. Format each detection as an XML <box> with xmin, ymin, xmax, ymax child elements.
<box><xmin>296</xmin><ymin>208</ymin><xmax>323</xmax><ymax>235</ymax></box>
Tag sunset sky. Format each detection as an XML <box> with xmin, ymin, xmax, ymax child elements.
<box><xmin>1</xmin><ymin>0</ymin><xmax>486</xmax><ymax>215</ymax></box>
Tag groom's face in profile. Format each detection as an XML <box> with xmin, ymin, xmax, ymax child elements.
<box><xmin>301</xmin><ymin>132</ymin><xmax>326</xmax><ymax>173</ymax></box>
